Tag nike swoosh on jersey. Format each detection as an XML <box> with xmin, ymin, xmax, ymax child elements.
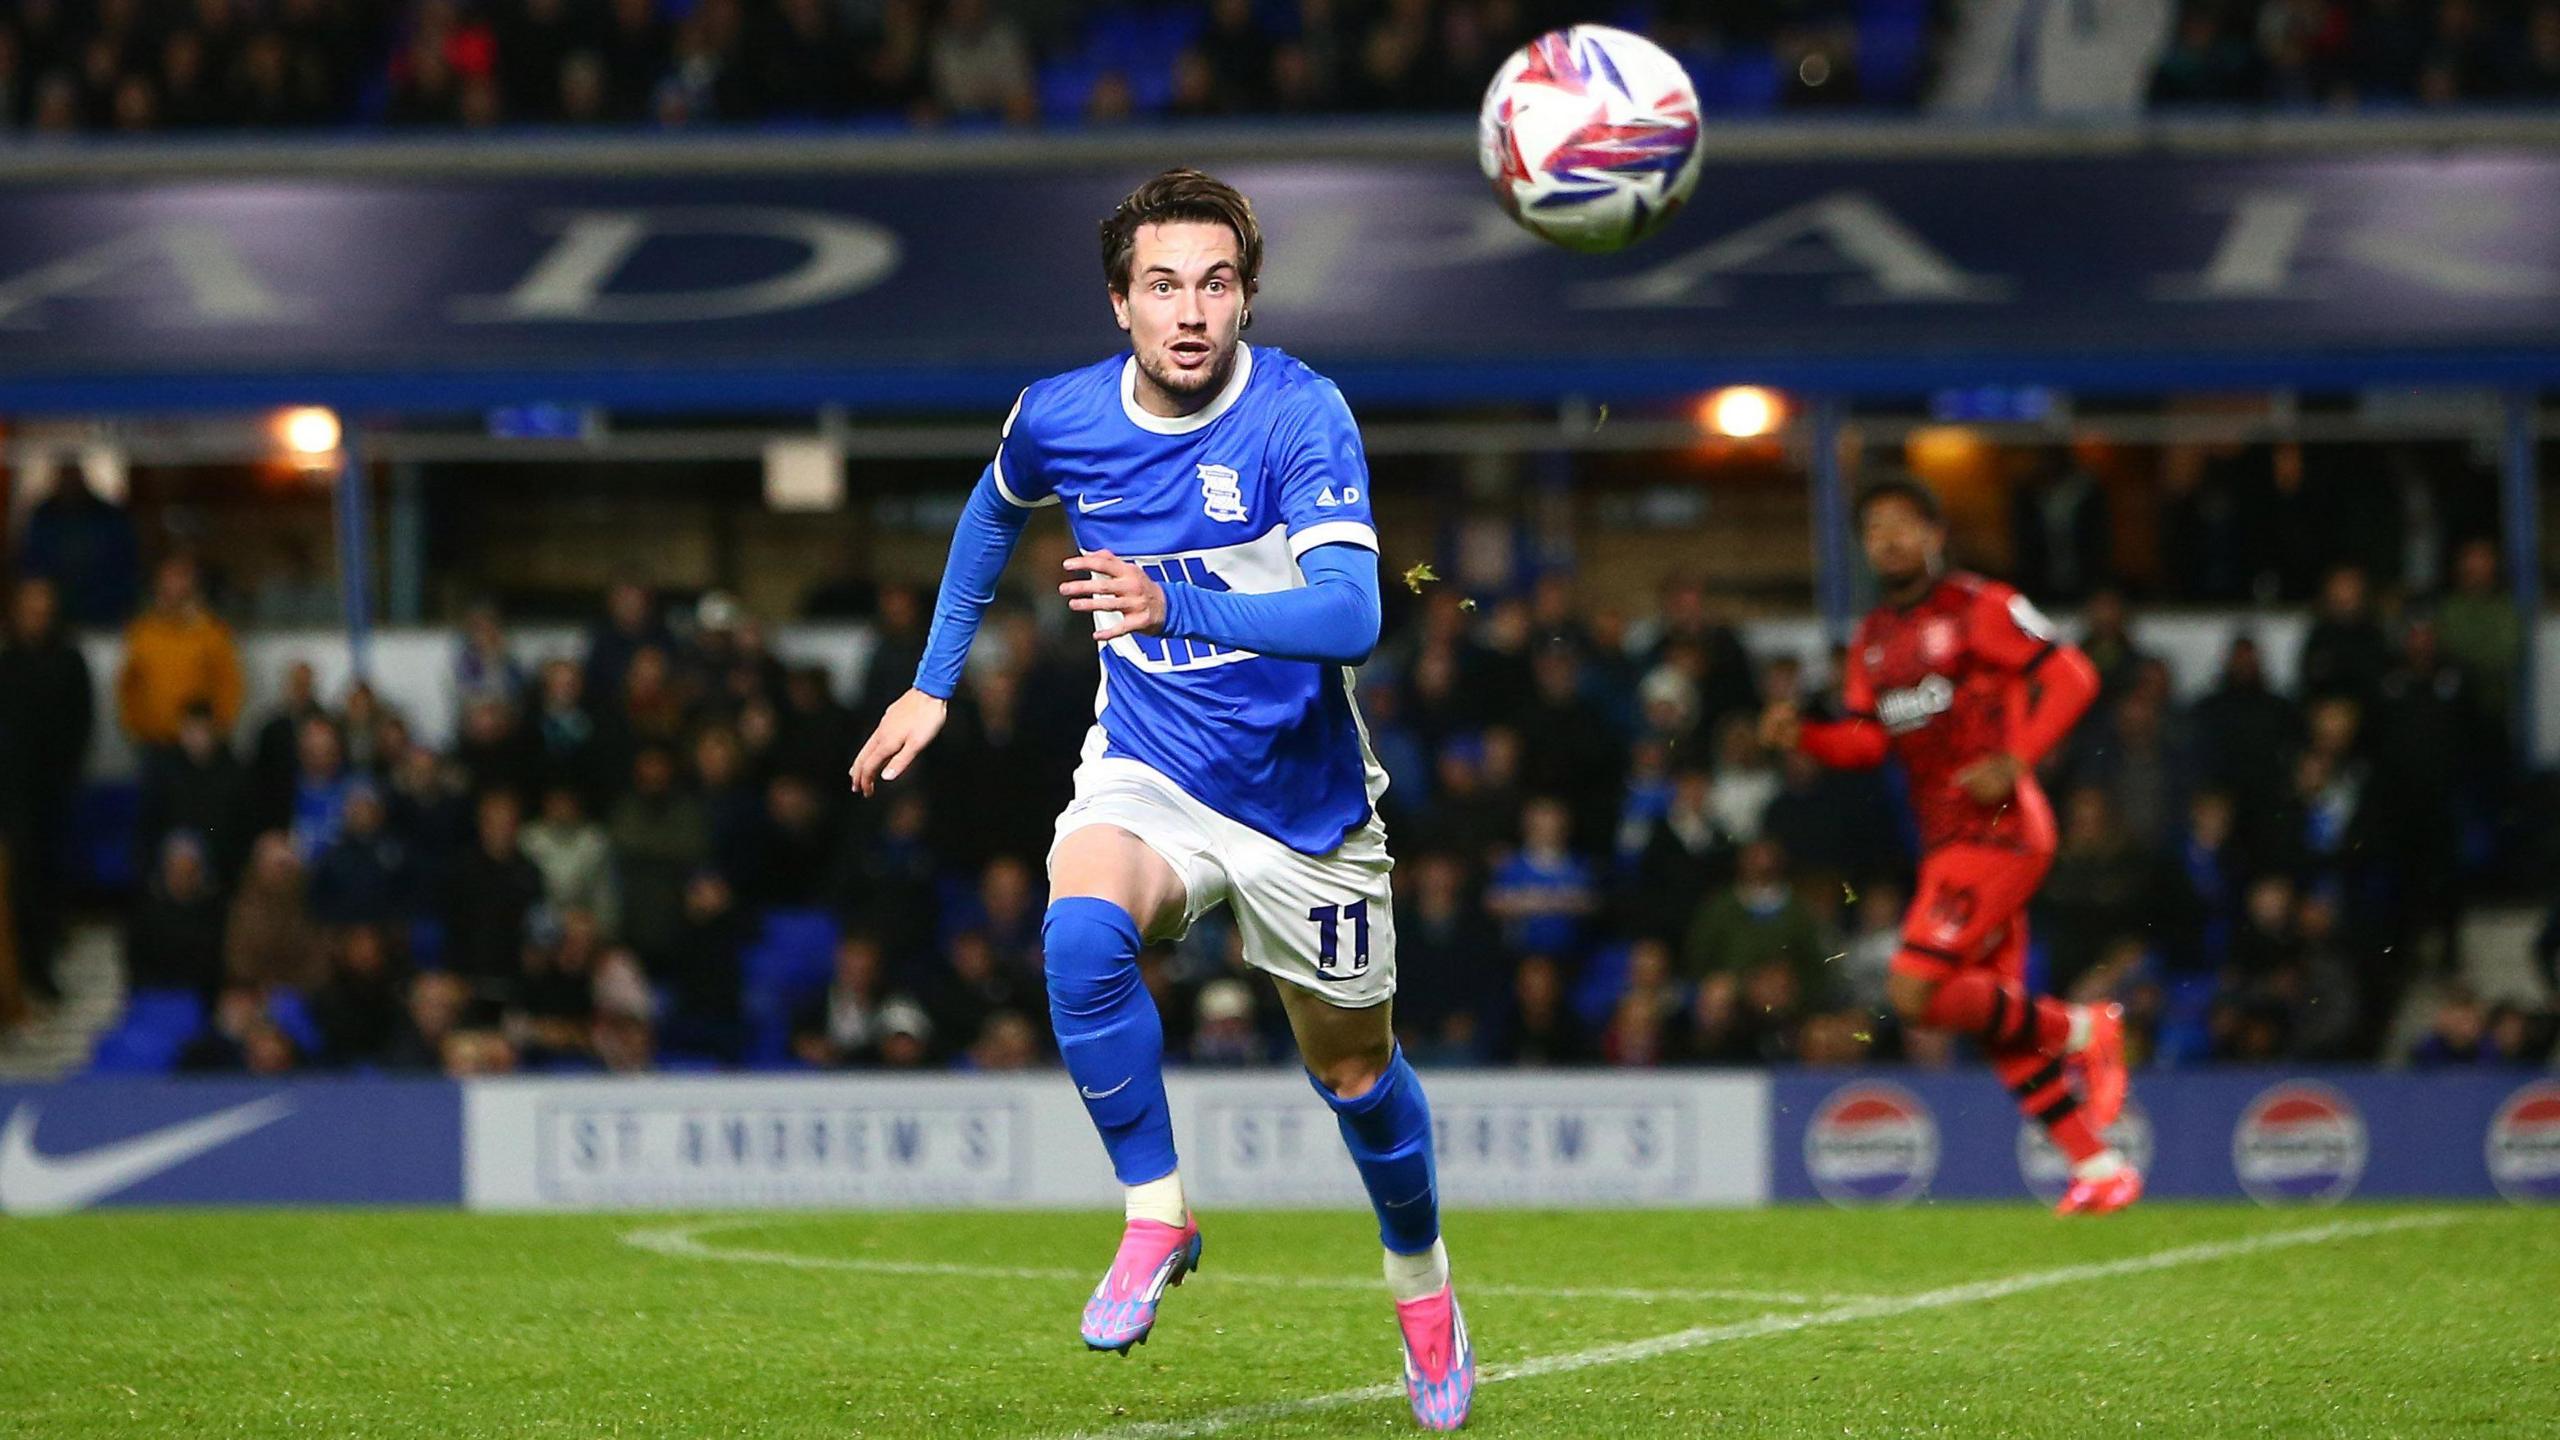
<box><xmin>1079</xmin><ymin>1078</ymin><xmax>1134</xmax><ymax>1100</ymax></box>
<box><xmin>0</xmin><ymin>1096</ymin><xmax>296</xmax><ymax>1215</ymax></box>
<box><xmin>1077</xmin><ymin>495</ymin><xmax>1127</xmax><ymax>513</ymax></box>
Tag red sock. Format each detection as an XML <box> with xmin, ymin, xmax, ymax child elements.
<box><xmin>1991</xmin><ymin>1047</ymin><xmax>2107</xmax><ymax>1163</ymax></box>
<box><xmin>1915</xmin><ymin>965</ymin><xmax>2073</xmax><ymax>1053</ymax></box>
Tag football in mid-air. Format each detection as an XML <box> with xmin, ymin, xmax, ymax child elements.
<box><xmin>1477</xmin><ymin>25</ymin><xmax>1706</xmax><ymax>253</ymax></box>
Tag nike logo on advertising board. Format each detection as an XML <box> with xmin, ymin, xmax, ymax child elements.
<box><xmin>0</xmin><ymin>1096</ymin><xmax>296</xmax><ymax>1215</ymax></box>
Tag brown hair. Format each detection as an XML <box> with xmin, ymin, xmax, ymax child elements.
<box><xmin>1099</xmin><ymin>167</ymin><xmax>1263</xmax><ymax>313</ymax></box>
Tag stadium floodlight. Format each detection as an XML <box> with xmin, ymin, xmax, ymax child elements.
<box><xmin>1702</xmin><ymin>386</ymin><xmax>1782</xmax><ymax>439</ymax></box>
<box><xmin>277</xmin><ymin>406</ymin><xmax>342</xmax><ymax>460</ymax></box>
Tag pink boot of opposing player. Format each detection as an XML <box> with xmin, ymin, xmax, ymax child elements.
<box><xmin>1394</xmin><ymin>1284</ymin><xmax>1475</xmax><ymax>1431</ymax></box>
<box><xmin>1081</xmin><ymin>1215</ymin><xmax>1203</xmax><ymax>1354</ymax></box>
<box><xmin>2056</xmin><ymin>1164</ymin><xmax>2144</xmax><ymax>1217</ymax></box>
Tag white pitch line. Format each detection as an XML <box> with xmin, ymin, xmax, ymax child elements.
<box><xmin>1061</xmin><ymin>1211</ymin><xmax>2464</xmax><ymax>1440</ymax></box>
<box><xmin>621</xmin><ymin>1219</ymin><xmax>1865</xmax><ymax>1307</ymax></box>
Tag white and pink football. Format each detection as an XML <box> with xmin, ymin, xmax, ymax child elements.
<box><xmin>1478</xmin><ymin>25</ymin><xmax>1706</xmax><ymax>253</ymax></box>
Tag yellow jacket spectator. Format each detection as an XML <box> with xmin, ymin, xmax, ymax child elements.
<box><xmin>119</xmin><ymin>557</ymin><xmax>244</xmax><ymax>747</ymax></box>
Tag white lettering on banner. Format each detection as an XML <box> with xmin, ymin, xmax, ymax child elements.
<box><xmin>451</xmin><ymin>207</ymin><xmax>902</xmax><ymax>324</ymax></box>
<box><xmin>528</xmin><ymin>1097</ymin><xmax>1025</xmax><ymax>1208</ymax></box>
<box><xmin>0</xmin><ymin>224</ymin><xmax>307</xmax><ymax>328</ymax></box>
<box><xmin>462</xmin><ymin>1074</ymin><xmax>1769</xmax><ymax>1212</ymax></box>
<box><xmin>1572</xmin><ymin>192</ymin><xmax>2011</xmax><ymax>309</ymax></box>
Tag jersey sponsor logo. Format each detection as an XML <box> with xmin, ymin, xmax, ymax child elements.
<box><xmin>1804</xmin><ymin>1082</ymin><xmax>1937</xmax><ymax>1208</ymax></box>
<box><xmin>1315</xmin><ymin>485</ymin><xmax>1360</xmax><ymax>508</ymax></box>
<box><xmin>1875</xmin><ymin>674</ymin><xmax>1956</xmax><ymax>733</ymax></box>
<box><xmin>2008</xmin><ymin>593</ymin><xmax>2057</xmax><ymax>641</ymax></box>
<box><xmin>2018</xmin><ymin>1099</ymin><xmax>2154</xmax><ymax>1202</ymax></box>
<box><xmin>1198</xmin><ymin>463</ymin><xmax>1248</xmax><ymax>523</ymax></box>
<box><xmin>2232</xmin><ymin>1081</ymin><xmax>2366</xmax><ymax>1206</ymax></box>
<box><xmin>2486</xmin><ymin>1081</ymin><xmax>2560</xmax><ymax>1205</ymax></box>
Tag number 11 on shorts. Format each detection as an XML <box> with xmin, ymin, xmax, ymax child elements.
<box><xmin>1307</xmin><ymin>899</ymin><xmax>1372</xmax><ymax>980</ymax></box>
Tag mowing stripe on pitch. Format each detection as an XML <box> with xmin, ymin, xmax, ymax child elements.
<box><xmin>622</xmin><ymin>1219</ymin><xmax>1865</xmax><ymax>1307</ymax></box>
<box><xmin>1062</xmin><ymin>1211</ymin><xmax>2463</xmax><ymax>1440</ymax></box>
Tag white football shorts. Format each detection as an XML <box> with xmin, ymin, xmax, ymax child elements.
<box><xmin>1047</xmin><ymin>754</ymin><xmax>1397</xmax><ymax>1009</ymax></box>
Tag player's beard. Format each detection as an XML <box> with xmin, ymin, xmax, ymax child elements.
<box><xmin>1136</xmin><ymin>336</ymin><xmax>1237</xmax><ymax>411</ymax></box>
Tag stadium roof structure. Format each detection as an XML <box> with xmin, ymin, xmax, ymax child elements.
<box><xmin>4</xmin><ymin>115</ymin><xmax>2560</xmax><ymax>414</ymax></box>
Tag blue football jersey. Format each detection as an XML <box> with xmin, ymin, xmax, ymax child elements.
<box><xmin>991</xmin><ymin>343</ymin><xmax>1388</xmax><ymax>855</ymax></box>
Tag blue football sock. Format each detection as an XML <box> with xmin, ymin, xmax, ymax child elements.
<box><xmin>1044</xmin><ymin>897</ymin><xmax>1178</xmax><ymax>1188</ymax></box>
<box><xmin>1312</xmin><ymin>1044</ymin><xmax>1440</xmax><ymax>1256</ymax></box>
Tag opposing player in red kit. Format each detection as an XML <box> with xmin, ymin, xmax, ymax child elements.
<box><xmin>1762</xmin><ymin>478</ymin><xmax>2139</xmax><ymax>1215</ymax></box>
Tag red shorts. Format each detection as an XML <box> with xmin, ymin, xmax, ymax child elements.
<box><xmin>1890</xmin><ymin>843</ymin><xmax>2053</xmax><ymax>983</ymax></box>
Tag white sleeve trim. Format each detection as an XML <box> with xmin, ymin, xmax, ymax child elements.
<box><xmin>991</xmin><ymin>447</ymin><xmax>1058</xmax><ymax>509</ymax></box>
<box><xmin>1287</xmin><ymin>520</ymin><xmax>1379</xmax><ymax>558</ymax></box>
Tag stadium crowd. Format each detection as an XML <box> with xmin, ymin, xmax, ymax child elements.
<box><xmin>4</xmin><ymin>472</ymin><xmax>2551</xmax><ymax>1079</ymax></box>
<box><xmin>3</xmin><ymin>0</ymin><xmax>2559</xmax><ymax>137</ymax></box>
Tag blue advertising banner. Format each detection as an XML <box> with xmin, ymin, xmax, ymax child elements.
<box><xmin>1773</xmin><ymin>1071</ymin><xmax>2560</xmax><ymax>1208</ymax></box>
<box><xmin>0</xmin><ymin>1079</ymin><xmax>462</xmax><ymax>1214</ymax></box>
<box><xmin>4</xmin><ymin>151</ymin><xmax>2560</xmax><ymax>410</ymax></box>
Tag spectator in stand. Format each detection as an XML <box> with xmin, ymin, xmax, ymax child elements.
<box><xmin>0</xmin><ymin>577</ymin><xmax>93</xmax><ymax>999</ymax></box>
<box><xmin>1680</xmin><ymin>839</ymin><xmax>1825</xmax><ymax>1001</ymax></box>
<box><xmin>251</xmin><ymin>660</ymin><xmax>323</xmax><ymax>808</ymax></box>
<box><xmin>2190</xmin><ymin>635</ymin><xmax>2300</xmax><ymax>840</ymax></box>
<box><xmin>2010</xmin><ymin>448</ymin><xmax>2113</xmax><ymax>604</ymax></box>
<box><xmin>1490</xmin><ymin>953</ymin><xmax>1594</xmax><ymax>1066</ymax></box>
<box><xmin>1838</xmin><ymin>878</ymin><xmax>1905</xmax><ymax>1017</ymax></box>
<box><xmin>309</xmin><ymin>782</ymin><xmax>422</xmax><ymax>929</ymax></box>
<box><xmin>384</xmin><ymin>971</ymin><xmax>472</xmax><ymax>1072</ymax></box>
<box><xmin>529</xmin><ymin>657</ymin><xmax>604</xmax><ymax>805</ymax></box>
<box><xmin>178</xmin><ymin>984</ymin><xmax>298</xmax><ymax>1075</ymax></box>
<box><xmin>139</xmin><ymin>702</ymin><xmax>254</xmax><ymax>886</ymax></box>
<box><xmin>1515</xmin><ymin>638</ymin><xmax>1624</xmax><ymax>852</ymax></box>
<box><xmin>2297</xmin><ymin>564</ymin><xmax>2392</xmax><ymax>706</ymax></box>
<box><xmin>515</xmin><ymin>906</ymin><xmax>608</xmax><ymax>1064</ymax></box>
<box><xmin>659</xmin><ymin>869</ymin><xmax>748</xmax><ymax>1060</ymax></box>
<box><xmin>737</xmin><ymin>773</ymin><xmax>834</xmax><ymax>908</ymax></box>
<box><xmin>310</xmin><ymin>923</ymin><xmax>406</xmax><ymax>1067</ymax></box>
<box><xmin>1620</xmin><ymin>765</ymin><xmax>1737</xmax><ymax>944</ymax></box>
<box><xmin>607</xmin><ymin>745</ymin><xmax>709</xmax><ymax>967</ymax></box>
<box><xmin>2435</xmin><ymin>538</ymin><xmax>2519</xmax><ymax>732</ymax></box>
<box><xmin>2075</xmin><ymin>587</ymin><xmax>2154</xmax><ymax>701</ymax></box>
<box><xmin>17</xmin><ymin>466</ymin><xmax>140</xmax><ymax>627</ymax></box>
<box><xmin>877</xmin><ymin>997</ymin><xmax>935</xmax><ymax>1068</ymax></box>
<box><xmin>583</xmin><ymin>582</ymin><xmax>670</xmax><ymax>714</ymax></box>
<box><xmin>793</xmin><ymin>931</ymin><xmax>904</xmax><ymax>1068</ymax></box>
<box><xmin>1187</xmin><ymin>978</ymin><xmax>1269</xmax><ymax>1066</ymax></box>
<box><xmin>927</xmin><ymin>0</ymin><xmax>1035</xmax><ymax>123</ymax></box>
<box><xmin>451</xmin><ymin>601</ymin><xmax>526</xmax><ymax>719</ymax></box>
<box><xmin>1707</xmin><ymin>716</ymin><xmax>1779</xmax><ymax>843</ymax></box>
<box><xmin>2153</xmin><ymin>789</ymin><xmax>2248</xmax><ymax>978</ymax></box>
<box><xmin>1485</xmin><ymin>797</ymin><xmax>1599</xmax><ymax>959</ymax></box>
<box><xmin>125</xmin><ymin>832</ymin><xmax>228</xmax><ymax>996</ymax></box>
<box><xmin>1390</xmin><ymin>851</ymin><xmax>1493</xmax><ymax>1061</ymax></box>
<box><xmin>930</xmin><ymin>928</ymin><xmax>1041</xmax><ymax>1059</ymax></box>
<box><xmin>225</xmin><ymin>832</ymin><xmax>326</xmax><ymax>993</ymax></box>
<box><xmin>279</xmin><ymin>713</ymin><xmax>356</xmax><ymax>861</ymax></box>
<box><xmin>521</xmin><ymin>784</ymin><xmax>618</xmax><ymax>934</ymax></box>
<box><xmin>441</xmin><ymin>790</ymin><xmax>546</xmax><ymax>992</ymax></box>
<box><xmin>118</xmin><ymin>555</ymin><xmax>242</xmax><ymax>750</ymax></box>
<box><xmin>452</xmin><ymin>692</ymin><xmax>535</xmax><ymax>804</ymax></box>
<box><xmin>1599</xmin><ymin>940</ymin><xmax>1680</xmax><ymax>1067</ymax></box>
<box><xmin>2038</xmin><ymin>788</ymin><xmax>2154</xmax><ymax>996</ymax></box>
<box><xmin>2409</xmin><ymin>983</ymin><xmax>2491</xmax><ymax>1067</ymax></box>
<box><xmin>2149</xmin><ymin>3</ymin><xmax>2261</xmax><ymax>103</ymax></box>
<box><xmin>2062</xmin><ymin>680</ymin><xmax>2190</xmax><ymax>851</ymax></box>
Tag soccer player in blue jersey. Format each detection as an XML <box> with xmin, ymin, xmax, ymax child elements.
<box><xmin>849</xmin><ymin>169</ymin><xmax>1472</xmax><ymax>1430</ymax></box>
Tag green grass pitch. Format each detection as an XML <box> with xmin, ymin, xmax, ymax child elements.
<box><xmin>3</xmin><ymin>1204</ymin><xmax>2554</xmax><ymax>1438</ymax></box>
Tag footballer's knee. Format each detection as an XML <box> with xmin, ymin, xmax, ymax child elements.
<box><xmin>1308</xmin><ymin>1043</ymin><xmax>1394</xmax><ymax>1102</ymax></box>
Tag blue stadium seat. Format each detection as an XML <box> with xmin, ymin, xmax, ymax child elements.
<box><xmin>87</xmin><ymin>989</ymin><xmax>206</xmax><ymax>1074</ymax></box>
<box><xmin>265</xmin><ymin>988</ymin><xmax>327</xmax><ymax>1060</ymax></box>
<box><xmin>740</xmin><ymin>908</ymin><xmax>840</xmax><ymax>1068</ymax></box>
<box><xmin>72</xmin><ymin>782</ymin><xmax>142</xmax><ymax>896</ymax></box>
